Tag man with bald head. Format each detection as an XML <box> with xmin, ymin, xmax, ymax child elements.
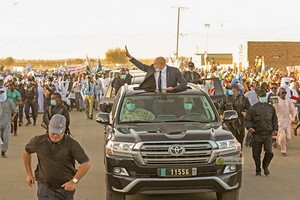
<box><xmin>125</xmin><ymin>46</ymin><xmax>187</xmax><ymax>92</ymax></box>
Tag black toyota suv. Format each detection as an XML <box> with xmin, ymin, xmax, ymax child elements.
<box><xmin>96</xmin><ymin>83</ymin><xmax>242</xmax><ymax>200</ymax></box>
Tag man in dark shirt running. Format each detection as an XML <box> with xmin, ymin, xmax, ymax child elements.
<box><xmin>42</xmin><ymin>93</ymin><xmax>70</xmax><ymax>134</ymax></box>
<box><xmin>23</xmin><ymin>114</ymin><xmax>91</xmax><ymax>200</ymax></box>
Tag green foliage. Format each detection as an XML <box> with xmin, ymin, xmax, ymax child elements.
<box><xmin>105</xmin><ymin>48</ymin><xmax>127</xmax><ymax>64</ymax></box>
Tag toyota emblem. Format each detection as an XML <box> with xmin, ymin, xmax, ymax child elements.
<box><xmin>168</xmin><ymin>145</ymin><xmax>185</xmax><ymax>156</ymax></box>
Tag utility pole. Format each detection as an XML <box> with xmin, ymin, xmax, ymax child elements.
<box><xmin>172</xmin><ymin>6</ymin><xmax>187</xmax><ymax>59</ymax></box>
<box><xmin>204</xmin><ymin>23</ymin><xmax>210</xmax><ymax>53</ymax></box>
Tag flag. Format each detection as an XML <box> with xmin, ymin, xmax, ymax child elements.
<box><xmin>86</xmin><ymin>54</ymin><xmax>94</xmax><ymax>75</ymax></box>
<box><xmin>26</xmin><ymin>63</ymin><xmax>32</xmax><ymax>73</ymax></box>
<box><xmin>94</xmin><ymin>56</ymin><xmax>102</xmax><ymax>74</ymax></box>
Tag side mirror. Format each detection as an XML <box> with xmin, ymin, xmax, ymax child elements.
<box><xmin>223</xmin><ymin>110</ymin><xmax>238</xmax><ymax>122</ymax></box>
<box><xmin>99</xmin><ymin>102</ymin><xmax>112</xmax><ymax>113</ymax></box>
<box><xmin>96</xmin><ymin>112</ymin><xmax>110</xmax><ymax>125</ymax></box>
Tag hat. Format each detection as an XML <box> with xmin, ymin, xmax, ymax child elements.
<box><xmin>257</xmin><ymin>89</ymin><xmax>267</xmax><ymax>97</ymax></box>
<box><xmin>49</xmin><ymin>114</ymin><xmax>66</xmax><ymax>134</ymax></box>
<box><xmin>188</xmin><ymin>62</ymin><xmax>195</xmax><ymax>67</ymax></box>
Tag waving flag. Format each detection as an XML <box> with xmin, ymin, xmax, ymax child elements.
<box><xmin>94</xmin><ymin>56</ymin><xmax>102</xmax><ymax>74</ymax></box>
<box><xmin>86</xmin><ymin>54</ymin><xmax>94</xmax><ymax>75</ymax></box>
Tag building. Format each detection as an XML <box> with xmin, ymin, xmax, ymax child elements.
<box><xmin>248</xmin><ymin>41</ymin><xmax>300</xmax><ymax>69</ymax></box>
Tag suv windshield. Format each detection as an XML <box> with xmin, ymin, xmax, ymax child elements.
<box><xmin>119</xmin><ymin>94</ymin><xmax>217</xmax><ymax>123</ymax></box>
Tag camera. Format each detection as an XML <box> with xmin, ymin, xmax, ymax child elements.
<box><xmin>270</xmin><ymin>96</ymin><xmax>278</xmax><ymax>104</ymax></box>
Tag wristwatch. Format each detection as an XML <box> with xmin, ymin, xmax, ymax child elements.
<box><xmin>72</xmin><ymin>178</ymin><xmax>78</xmax><ymax>184</ymax></box>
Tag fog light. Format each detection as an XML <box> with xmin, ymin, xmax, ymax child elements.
<box><xmin>113</xmin><ymin>167</ymin><xmax>129</xmax><ymax>176</ymax></box>
<box><xmin>229</xmin><ymin>165</ymin><xmax>236</xmax><ymax>171</ymax></box>
<box><xmin>223</xmin><ymin>165</ymin><xmax>236</xmax><ymax>174</ymax></box>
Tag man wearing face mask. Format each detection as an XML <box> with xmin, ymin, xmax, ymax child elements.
<box><xmin>125</xmin><ymin>46</ymin><xmax>187</xmax><ymax>92</ymax></box>
<box><xmin>42</xmin><ymin>93</ymin><xmax>70</xmax><ymax>134</ymax></box>
<box><xmin>183</xmin><ymin>62</ymin><xmax>201</xmax><ymax>84</ymax></box>
<box><xmin>0</xmin><ymin>86</ymin><xmax>17</xmax><ymax>158</ymax></box>
<box><xmin>16</xmin><ymin>76</ymin><xmax>26</xmax><ymax>126</ymax></box>
<box><xmin>43</xmin><ymin>77</ymin><xmax>56</xmax><ymax>111</ymax></box>
<box><xmin>219</xmin><ymin>84</ymin><xmax>251</xmax><ymax>149</ymax></box>
<box><xmin>120</xmin><ymin>98</ymin><xmax>155</xmax><ymax>122</ymax></box>
<box><xmin>7</xmin><ymin>82</ymin><xmax>22</xmax><ymax>136</ymax></box>
<box><xmin>245</xmin><ymin>89</ymin><xmax>278</xmax><ymax>176</ymax></box>
<box><xmin>24</xmin><ymin>77</ymin><xmax>38</xmax><ymax>126</ymax></box>
<box><xmin>112</xmin><ymin>68</ymin><xmax>132</xmax><ymax>94</ymax></box>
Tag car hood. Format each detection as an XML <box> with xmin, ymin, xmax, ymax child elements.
<box><xmin>112</xmin><ymin>122</ymin><xmax>234</xmax><ymax>143</ymax></box>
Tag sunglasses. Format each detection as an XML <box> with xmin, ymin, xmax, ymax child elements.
<box><xmin>280</xmin><ymin>92</ymin><xmax>287</xmax><ymax>94</ymax></box>
<box><xmin>271</xmin><ymin>87</ymin><xmax>277</xmax><ymax>89</ymax></box>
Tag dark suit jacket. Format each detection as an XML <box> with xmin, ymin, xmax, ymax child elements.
<box><xmin>130</xmin><ymin>57</ymin><xmax>187</xmax><ymax>92</ymax></box>
<box><xmin>183</xmin><ymin>71</ymin><xmax>201</xmax><ymax>84</ymax></box>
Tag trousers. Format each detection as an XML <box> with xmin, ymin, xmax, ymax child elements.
<box><xmin>84</xmin><ymin>95</ymin><xmax>94</xmax><ymax>118</ymax></box>
<box><xmin>0</xmin><ymin>123</ymin><xmax>11</xmax><ymax>152</ymax></box>
<box><xmin>252</xmin><ymin>134</ymin><xmax>274</xmax><ymax>172</ymax></box>
<box><xmin>37</xmin><ymin>182</ymin><xmax>75</xmax><ymax>200</ymax></box>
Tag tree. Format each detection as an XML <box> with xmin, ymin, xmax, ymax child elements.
<box><xmin>1</xmin><ymin>57</ymin><xmax>15</xmax><ymax>66</ymax></box>
<box><xmin>105</xmin><ymin>48</ymin><xmax>127</xmax><ymax>64</ymax></box>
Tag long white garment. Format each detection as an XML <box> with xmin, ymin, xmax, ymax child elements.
<box><xmin>37</xmin><ymin>84</ymin><xmax>44</xmax><ymax>113</ymax></box>
<box><xmin>273</xmin><ymin>98</ymin><xmax>296</xmax><ymax>153</ymax></box>
<box><xmin>95</xmin><ymin>79</ymin><xmax>104</xmax><ymax>101</ymax></box>
<box><xmin>100</xmin><ymin>77</ymin><xmax>110</xmax><ymax>96</ymax></box>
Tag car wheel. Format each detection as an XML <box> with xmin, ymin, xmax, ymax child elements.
<box><xmin>106</xmin><ymin>190</ymin><xmax>126</xmax><ymax>200</ymax></box>
<box><xmin>216</xmin><ymin>189</ymin><xmax>240</xmax><ymax>200</ymax></box>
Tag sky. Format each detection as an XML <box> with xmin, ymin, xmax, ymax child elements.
<box><xmin>1</xmin><ymin>0</ymin><xmax>300</xmax><ymax>61</ymax></box>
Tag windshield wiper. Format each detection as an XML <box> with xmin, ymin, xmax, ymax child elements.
<box><xmin>119</xmin><ymin>120</ymin><xmax>161</xmax><ymax>124</ymax></box>
<box><xmin>164</xmin><ymin>120</ymin><xmax>212</xmax><ymax>123</ymax></box>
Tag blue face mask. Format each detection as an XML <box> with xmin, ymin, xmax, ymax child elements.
<box><xmin>259</xmin><ymin>97</ymin><xmax>267</xmax><ymax>103</ymax></box>
<box><xmin>126</xmin><ymin>103</ymin><xmax>135</xmax><ymax>111</ymax></box>
<box><xmin>50</xmin><ymin>100</ymin><xmax>57</xmax><ymax>106</ymax></box>
<box><xmin>47</xmin><ymin>81</ymin><xmax>51</xmax><ymax>85</ymax></box>
<box><xmin>27</xmin><ymin>81</ymin><xmax>31</xmax><ymax>85</ymax></box>
<box><xmin>184</xmin><ymin>103</ymin><xmax>193</xmax><ymax>111</ymax></box>
<box><xmin>120</xmin><ymin>74</ymin><xmax>126</xmax><ymax>79</ymax></box>
<box><xmin>228</xmin><ymin>89</ymin><xmax>234</xmax><ymax>95</ymax></box>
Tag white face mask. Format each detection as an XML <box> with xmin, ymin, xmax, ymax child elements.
<box><xmin>155</xmin><ymin>68</ymin><xmax>161</xmax><ymax>72</ymax></box>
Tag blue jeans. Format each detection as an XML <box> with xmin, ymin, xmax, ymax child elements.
<box><xmin>37</xmin><ymin>182</ymin><xmax>75</xmax><ymax>200</ymax></box>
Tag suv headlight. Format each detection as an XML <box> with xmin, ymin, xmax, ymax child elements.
<box><xmin>216</xmin><ymin>139</ymin><xmax>240</xmax><ymax>150</ymax></box>
<box><xmin>106</xmin><ymin>140</ymin><xmax>135</xmax><ymax>157</ymax></box>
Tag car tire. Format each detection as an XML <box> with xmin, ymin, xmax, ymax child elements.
<box><xmin>106</xmin><ymin>190</ymin><xmax>126</xmax><ymax>200</ymax></box>
<box><xmin>216</xmin><ymin>189</ymin><xmax>240</xmax><ymax>200</ymax></box>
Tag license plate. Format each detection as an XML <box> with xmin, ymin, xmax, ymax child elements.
<box><xmin>158</xmin><ymin>168</ymin><xmax>197</xmax><ymax>177</ymax></box>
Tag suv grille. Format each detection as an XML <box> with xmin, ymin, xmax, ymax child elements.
<box><xmin>140</xmin><ymin>141</ymin><xmax>212</xmax><ymax>165</ymax></box>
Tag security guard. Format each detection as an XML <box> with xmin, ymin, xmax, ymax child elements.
<box><xmin>183</xmin><ymin>62</ymin><xmax>201</xmax><ymax>84</ymax></box>
<box><xmin>24</xmin><ymin>77</ymin><xmax>38</xmax><ymax>126</ymax></box>
<box><xmin>219</xmin><ymin>84</ymin><xmax>251</xmax><ymax>149</ymax></box>
<box><xmin>245</xmin><ymin>89</ymin><xmax>278</xmax><ymax>176</ymax></box>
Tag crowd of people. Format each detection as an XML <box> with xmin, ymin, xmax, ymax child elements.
<box><xmin>1</xmin><ymin>49</ymin><xmax>300</xmax><ymax>198</ymax></box>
